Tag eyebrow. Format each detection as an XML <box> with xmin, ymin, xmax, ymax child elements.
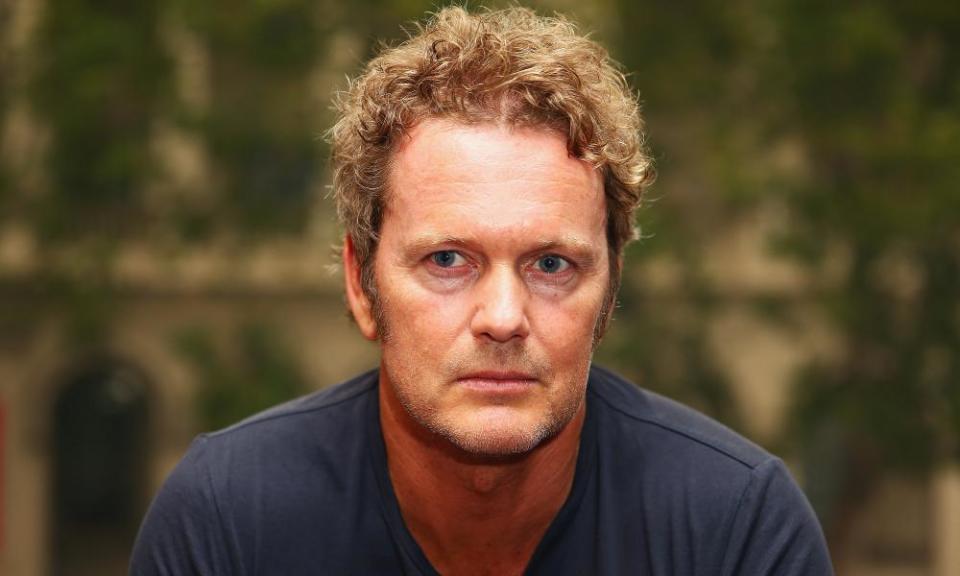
<box><xmin>530</xmin><ymin>237</ymin><xmax>601</xmax><ymax>269</ymax></box>
<box><xmin>403</xmin><ymin>235</ymin><xmax>471</xmax><ymax>255</ymax></box>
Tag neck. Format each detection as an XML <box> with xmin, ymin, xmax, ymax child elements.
<box><xmin>379</xmin><ymin>375</ymin><xmax>585</xmax><ymax>576</ymax></box>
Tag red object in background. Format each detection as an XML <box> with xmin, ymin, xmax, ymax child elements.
<box><xmin>0</xmin><ymin>401</ymin><xmax>4</xmax><ymax>551</ymax></box>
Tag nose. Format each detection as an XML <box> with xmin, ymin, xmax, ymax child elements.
<box><xmin>470</xmin><ymin>265</ymin><xmax>530</xmax><ymax>343</ymax></box>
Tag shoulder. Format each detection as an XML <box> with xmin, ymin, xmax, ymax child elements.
<box><xmin>588</xmin><ymin>364</ymin><xmax>769</xmax><ymax>470</ymax></box>
<box><xmin>586</xmin><ymin>363</ymin><xmax>774</xmax><ymax>527</ymax></box>
<box><xmin>130</xmin><ymin>370</ymin><xmax>382</xmax><ymax>574</ymax></box>
<box><xmin>186</xmin><ymin>368</ymin><xmax>379</xmax><ymax>490</ymax></box>
<box><xmin>151</xmin><ymin>367</ymin><xmax>377</xmax><ymax>479</ymax></box>
<box><xmin>586</xmin><ymin>365</ymin><xmax>833</xmax><ymax>574</ymax></box>
<box><xmin>154</xmin><ymin>369</ymin><xmax>378</xmax><ymax>486</ymax></box>
<box><xmin>207</xmin><ymin>368</ymin><xmax>378</xmax><ymax>439</ymax></box>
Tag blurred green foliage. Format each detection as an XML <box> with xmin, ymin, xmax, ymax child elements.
<box><xmin>602</xmin><ymin>0</ymin><xmax>960</xmax><ymax>547</ymax></box>
<box><xmin>0</xmin><ymin>2</ymin><xmax>15</xmax><ymax>214</ymax></box>
<box><xmin>770</xmin><ymin>1</ymin><xmax>960</xmax><ymax>541</ymax></box>
<box><xmin>170</xmin><ymin>0</ymin><xmax>323</xmax><ymax>239</ymax></box>
<box><xmin>173</xmin><ymin>322</ymin><xmax>306</xmax><ymax>431</ymax></box>
<box><xmin>32</xmin><ymin>0</ymin><xmax>171</xmax><ymax>242</ymax></box>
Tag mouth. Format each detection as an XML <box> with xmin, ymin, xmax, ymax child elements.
<box><xmin>456</xmin><ymin>371</ymin><xmax>539</xmax><ymax>394</ymax></box>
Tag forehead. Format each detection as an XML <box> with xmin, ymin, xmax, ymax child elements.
<box><xmin>385</xmin><ymin>119</ymin><xmax>606</xmax><ymax>241</ymax></box>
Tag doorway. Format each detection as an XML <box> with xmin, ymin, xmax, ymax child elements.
<box><xmin>52</xmin><ymin>361</ymin><xmax>149</xmax><ymax>576</ymax></box>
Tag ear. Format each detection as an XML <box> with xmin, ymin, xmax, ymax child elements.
<box><xmin>343</xmin><ymin>235</ymin><xmax>379</xmax><ymax>341</ymax></box>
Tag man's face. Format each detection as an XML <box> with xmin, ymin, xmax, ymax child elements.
<box><xmin>348</xmin><ymin>119</ymin><xmax>609</xmax><ymax>457</ymax></box>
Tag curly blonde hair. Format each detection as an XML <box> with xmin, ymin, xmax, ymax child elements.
<box><xmin>330</xmin><ymin>5</ymin><xmax>653</xmax><ymax>336</ymax></box>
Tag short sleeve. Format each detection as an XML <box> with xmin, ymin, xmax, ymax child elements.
<box><xmin>719</xmin><ymin>458</ymin><xmax>834</xmax><ymax>576</ymax></box>
<box><xmin>129</xmin><ymin>436</ymin><xmax>241</xmax><ymax>576</ymax></box>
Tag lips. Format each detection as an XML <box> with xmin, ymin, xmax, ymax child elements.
<box><xmin>456</xmin><ymin>371</ymin><xmax>538</xmax><ymax>393</ymax></box>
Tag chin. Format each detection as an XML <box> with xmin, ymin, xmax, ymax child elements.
<box><xmin>444</xmin><ymin>426</ymin><xmax>546</xmax><ymax>457</ymax></box>
<box><xmin>429</xmin><ymin>409</ymin><xmax>566</xmax><ymax>457</ymax></box>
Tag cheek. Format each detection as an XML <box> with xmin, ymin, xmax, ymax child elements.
<box><xmin>531</xmin><ymin>283</ymin><xmax>607</xmax><ymax>346</ymax></box>
<box><xmin>381</xmin><ymin>277</ymin><xmax>468</xmax><ymax>347</ymax></box>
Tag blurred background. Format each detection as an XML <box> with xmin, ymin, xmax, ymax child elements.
<box><xmin>0</xmin><ymin>0</ymin><xmax>958</xmax><ymax>574</ymax></box>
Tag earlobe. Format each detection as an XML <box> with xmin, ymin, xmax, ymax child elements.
<box><xmin>342</xmin><ymin>236</ymin><xmax>379</xmax><ymax>341</ymax></box>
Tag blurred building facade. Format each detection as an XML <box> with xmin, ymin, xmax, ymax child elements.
<box><xmin>1</xmin><ymin>0</ymin><xmax>959</xmax><ymax>575</ymax></box>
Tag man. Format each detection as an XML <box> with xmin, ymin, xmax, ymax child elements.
<box><xmin>131</xmin><ymin>6</ymin><xmax>833</xmax><ymax>575</ymax></box>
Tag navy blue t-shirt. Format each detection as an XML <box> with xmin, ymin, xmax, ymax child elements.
<box><xmin>130</xmin><ymin>366</ymin><xmax>834</xmax><ymax>575</ymax></box>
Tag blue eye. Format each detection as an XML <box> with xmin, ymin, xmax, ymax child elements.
<box><xmin>431</xmin><ymin>250</ymin><xmax>463</xmax><ymax>268</ymax></box>
<box><xmin>536</xmin><ymin>254</ymin><xmax>569</xmax><ymax>274</ymax></box>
